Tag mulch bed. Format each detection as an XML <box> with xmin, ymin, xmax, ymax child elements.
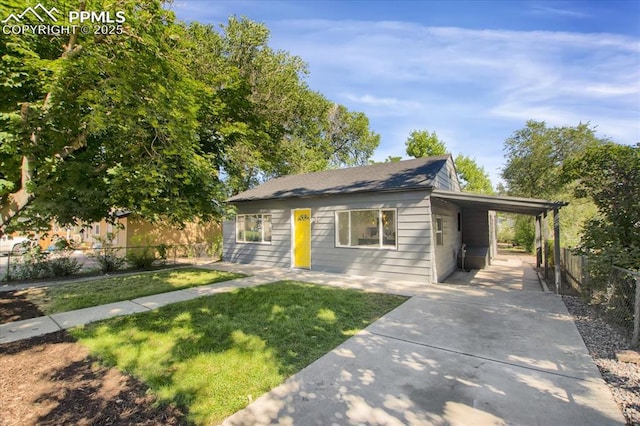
<box><xmin>0</xmin><ymin>330</ymin><xmax>187</xmax><ymax>425</ymax></box>
<box><xmin>0</xmin><ymin>289</ymin><xmax>45</xmax><ymax>323</ymax></box>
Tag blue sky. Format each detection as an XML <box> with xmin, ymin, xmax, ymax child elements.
<box><xmin>171</xmin><ymin>1</ymin><xmax>640</xmax><ymax>186</ymax></box>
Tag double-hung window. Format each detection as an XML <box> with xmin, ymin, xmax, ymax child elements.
<box><xmin>336</xmin><ymin>209</ymin><xmax>396</xmax><ymax>248</ymax></box>
<box><xmin>435</xmin><ymin>216</ymin><xmax>444</xmax><ymax>246</ymax></box>
<box><xmin>236</xmin><ymin>214</ymin><xmax>272</xmax><ymax>243</ymax></box>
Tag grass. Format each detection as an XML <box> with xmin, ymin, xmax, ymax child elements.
<box><xmin>70</xmin><ymin>281</ymin><xmax>408</xmax><ymax>425</ymax></box>
<box><xmin>23</xmin><ymin>268</ymin><xmax>246</xmax><ymax>315</ymax></box>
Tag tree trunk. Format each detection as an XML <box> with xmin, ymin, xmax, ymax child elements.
<box><xmin>0</xmin><ymin>25</ymin><xmax>83</xmax><ymax>236</ymax></box>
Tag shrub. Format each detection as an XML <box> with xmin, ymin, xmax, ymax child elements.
<box><xmin>46</xmin><ymin>257</ymin><xmax>82</xmax><ymax>277</ymax></box>
<box><xmin>9</xmin><ymin>237</ymin><xmax>82</xmax><ymax>280</ymax></box>
<box><xmin>9</xmin><ymin>240</ymin><xmax>50</xmax><ymax>280</ymax></box>
<box><xmin>126</xmin><ymin>246</ymin><xmax>157</xmax><ymax>270</ymax></box>
<box><xmin>208</xmin><ymin>233</ymin><xmax>223</xmax><ymax>259</ymax></box>
<box><xmin>90</xmin><ymin>233</ymin><xmax>125</xmax><ymax>273</ymax></box>
<box><xmin>93</xmin><ymin>249</ymin><xmax>126</xmax><ymax>273</ymax></box>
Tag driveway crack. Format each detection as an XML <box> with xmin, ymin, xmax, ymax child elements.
<box><xmin>368</xmin><ymin>330</ymin><xmax>601</xmax><ymax>383</ymax></box>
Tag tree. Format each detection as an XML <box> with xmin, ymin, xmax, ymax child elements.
<box><xmin>185</xmin><ymin>19</ymin><xmax>379</xmax><ymax>194</ymax></box>
<box><xmin>0</xmin><ymin>7</ymin><xmax>379</xmax><ymax>233</ymax></box>
<box><xmin>564</xmin><ymin>142</ymin><xmax>640</xmax><ymax>271</ymax></box>
<box><xmin>1</xmin><ymin>0</ymin><xmax>222</xmax><ymax>234</ymax></box>
<box><xmin>454</xmin><ymin>154</ymin><xmax>494</xmax><ymax>194</ymax></box>
<box><xmin>501</xmin><ymin>120</ymin><xmax>604</xmax><ymax>198</ymax></box>
<box><xmin>405</xmin><ymin>130</ymin><xmax>447</xmax><ymax>158</ymax></box>
<box><xmin>404</xmin><ymin>130</ymin><xmax>493</xmax><ymax>194</ymax></box>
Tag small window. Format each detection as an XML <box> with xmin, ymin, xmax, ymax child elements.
<box><xmin>435</xmin><ymin>216</ymin><xmax>444</xmax><ymax>246</ymax></box>
<box><xmin>236</xmin><ymin>214</ymin><xmax>272</xmax><ymax>243</ymax></box>
<box><xmin>93</xmin><ymin>223</ymin><xmax>100</xmax><ymax>235</ymax></box>
<box><xmin>335</xmin><ymin>209</ymin><xmax>397</xmax><ymax>249</ymax></box>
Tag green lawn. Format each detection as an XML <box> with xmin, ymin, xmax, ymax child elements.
<box><xmin>71</xmin><ymin>281</ymin><xmax>408</xmax><ymax>425</ymax></box>
<box><xmin>25</xmin><ymin>268</ymin><xmax>246</xmax><ymax>314</ymax></box>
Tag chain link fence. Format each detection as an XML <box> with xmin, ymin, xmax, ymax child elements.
<box><xmin>593</xmin><ymin>266</ymin><xmax>640</xmax><ymax>346</ymax></box>
<box><xmin>561</xmin><ymin>249</ymin><xmax>640</xmax><ymax>346</ymax></box>
<box><xmin>1</xmin><ymin>243</ymin><xmax>218</xmax><ymax>282</ymax></box>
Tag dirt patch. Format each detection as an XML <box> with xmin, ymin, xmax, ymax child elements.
<box><xmin>0</xmin><ymin>331</ymin><xmax>186</xmax><ymax>425</ymax></box>
<box><xmin>0</xmin><ymin>288</ymin><xmax>45</xmax><ymax>323</ymax></box>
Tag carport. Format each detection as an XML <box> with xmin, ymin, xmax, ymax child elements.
<box><xmin>430</xmin><ymin>189</ymin><xmax>568</xmax><ymax>293</ymax></box>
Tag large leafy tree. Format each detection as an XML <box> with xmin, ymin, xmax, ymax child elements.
<box><xmin>405</xmin><ymin>130</ymin><xmax>493</xmax><ymax>194</ymax></box>
<box><xmin>405</xmin><ymin>130</ymin><xmax>446</xmax><ymax>158</ymax></box>
<box><xmin>500</xmin><ymin>120</ymin><xmax>606</xmax><ymax>250</ymax></box>
<box><xmin>455</xmin><ymin>154</ymin><xmax>494</xmax><ymax>194</ymax></box>
<box><xmin>186</xmin><ymin>19</ymin><xmax>379</xmax><ymax>193</ymax></box>
<box><xmin>0</xmin><ymin>5</ymin><xmax>379</xmax><ymax>234</ymax></box>
<box><xmin>501</xmin><ymin>120</ymin><xmax>603</xmax><ymax>199</ymax></box>
<box><xmin>1</xmin><ymin>0</ymin><xmax>220</xmax><ymax>233</ymax></box>
<box><xmin>564</xmin><ymin>142</ymin><xmax>640</xmax><ymax>271</ymax></box>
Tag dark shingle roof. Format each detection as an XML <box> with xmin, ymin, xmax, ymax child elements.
<box><xmin>228</xmin><ymin>155</ymin><xmax>450</xmax><ymax>202</ymax></box>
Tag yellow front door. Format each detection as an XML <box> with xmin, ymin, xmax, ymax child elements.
<box><xmin>293</xmin><ymin>209</ymin><xmax>311</xmax><ymax>268</ymax></box>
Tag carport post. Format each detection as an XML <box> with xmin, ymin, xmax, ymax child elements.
<box><xmin>543</xmin><ymin>211</ymin><xmax>549</xmax><ymax>280</ymax></box>
<box><xmin>535</xmin><ymin>215</ymin><xmax>542</xmax><ymax>269</ymax></box>
<box><xmin>553</xmin><ymin>207</ymin><xmax>561</xmax><ymax>294</ymax></box>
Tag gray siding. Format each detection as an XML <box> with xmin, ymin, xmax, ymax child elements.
<box><xmin>431</xmin><ymin>198</ymin><xmax>462</xmax><ymax>281</ymax></box>
<box><xmin>433</xmin><ymin>156</ymin><xmax>461</xmax><ymax>192</ymax></box>
<box><xmin>224</xmin><ymin>190</ymin><xmax>434</xmax><ymax>283</ymax></box>
<box><xmin>223</xmin><ymin>206</ymin><xmax>290</xmax><ymax>268</ymax></box>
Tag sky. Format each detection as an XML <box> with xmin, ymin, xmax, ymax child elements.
<box><xmin>170</xmin><ymin>0</ymin><xmax>640</xmax><ymax>186</ymax></box>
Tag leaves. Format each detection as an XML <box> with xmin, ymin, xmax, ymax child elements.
<box><xmin>454</xmin><ymin>154</ymin><xmax>494</xmax><ymax>194</ymax></box>
<box><xmin>565</xmin><ymin>142</ymin><xmax>640</xmax><ymax>270</ymax></box>
<box><xmin>404</xmin><ymin>129</ymin><xmax>493</xmax><ymax>194</ymax></box>
<box><xmin>405</xmin><ymin>130</ymin><xmax>447</xmax><ymax>158</ymax></box>
<box><xmin>501</xmin><ymin>120</ymin><xmax>604</xmax><ymax>199</ymax></box>
<box><xmin>1</xmin><ymin>5</ymin><xmax>380</xmax><ymax>232</ymax></box>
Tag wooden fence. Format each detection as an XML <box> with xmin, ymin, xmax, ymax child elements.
<box><xmin>560</xmin><ymin>247</ymin><xmax>588</xmax><ymax>294</ymax></box>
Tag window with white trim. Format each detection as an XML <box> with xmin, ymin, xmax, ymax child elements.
<box><xmin>236</xmin><ymin>214</ymin><xmax>272</xmax><ymax>243</ymax></box>
<box><xmin>335</xmin><ymin>209</ymin><xmax>396</xmax><ymax>248</ymax></box>
<box><xmin>435</xmin><ymin>216</ymin><xmax>444</xmax><ymax>246</ymax></box>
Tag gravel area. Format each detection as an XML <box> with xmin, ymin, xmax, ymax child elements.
<box><xmin>563</xmin><ymin>295</ymin><xmax>640</xmax><ymax>425</ymax></box>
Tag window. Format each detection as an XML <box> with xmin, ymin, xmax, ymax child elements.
<box><xmin>236</xmin><ymin>214</ymin><xmax>272</xmax><ymax>243</ymax></box>
<box><xmin>435</xmin><ymin>216</ymin><xmax>444</xmax><ymax>246</ymax></box>
<box><xmin>335</xmin><ymin>209</ymin><xmax>396</xmax><ymax>248</ymax></box>
<box><xmin>93</xmin><ymin>223</ymin><xmax>100</xmax><ymax>235</ymax></box>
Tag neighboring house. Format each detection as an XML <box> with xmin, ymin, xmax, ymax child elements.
<box><xmin>223</xmin><ymin>155</ymin><xmax>565</xmax><ymax>284</ymax></box>
<box><xmin>42</xmin><ymin>213</ymin><xmax>220</xmax><ymax>250</ymax></box>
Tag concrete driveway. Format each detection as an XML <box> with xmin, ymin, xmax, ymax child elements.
<box><xmin>223</xmin><ymin>262</ymin><xmax>624</xmax><ymax>425</ymax></box>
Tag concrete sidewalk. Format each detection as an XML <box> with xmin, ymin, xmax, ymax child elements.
<box><xmin>0</xmin><ymin>263</ymin><xmax>434</xmax><ymax>344</ymax></box>
<box><xmin>0</xmin><ymin>273</ymin><xmax>276</xmax><ymax>344</ymax></box>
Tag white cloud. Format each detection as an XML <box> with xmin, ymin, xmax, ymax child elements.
<box><xmin>267</xmin><ymin>19</ymin><xmax>639</xmax><ymax>156</ymax></box>
<box><xmin>170</xmin><ymin>5</ymin><xmax>640</xmax><ymax>181</ymax></box>
<box><xmin>527</xmin><ymin>4</ymin><xmax>590</xmax><ymax>19</ymax></box>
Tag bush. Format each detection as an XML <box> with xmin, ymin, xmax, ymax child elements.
<box><xmin>89</xmin><ymin>233</ymin><xmax>126</xmax><ymax>273</ymax></box>
<box><xmin>126</xmin><ymin>246</ymin><xmax>157</xmax><ymax>270</ymax></box>
<box><xmin>9</xmin><ymin>237</ymin><xmax>82</xmax><ymax>280</ymax></box>
<box><xmin>208</xmin><ymin>234</ymin><xmax>223</xmax><ymax>259</ymax></box>
<box><xmin>46</xmin><ymin>257</ymin><xmax>82</xmax><ymax>277</ymax></box>
<box><xmin>93</xmin><ymin>249</ymin><xmax>126</xmax><ymax>273</ymax></box>
<box><xmin>513</xmin><ymin>216</ymin><xmax>535</xmax><ymax>253</ymax></box>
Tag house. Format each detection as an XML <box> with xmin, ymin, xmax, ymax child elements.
<box><xmin>223</xmin><ymin>155</ymin><xmax>566</xmax><ymax>285</ymax></box>
<box><xmin>41</xmin><ymin>213</ymin><xmax>220</xmax><ymax>252</ymax></box>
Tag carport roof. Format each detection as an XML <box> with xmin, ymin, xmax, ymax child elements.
<box><xmin>431</xmin><ymin>189</ymin><xmax>567</xmax><ymax>215</ymax></box>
